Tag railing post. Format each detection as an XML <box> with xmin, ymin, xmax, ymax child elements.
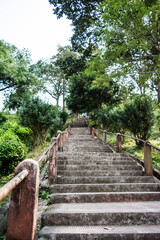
<box><xmin>68</xmin><ymin>124</ymin><xmax>71</xmax><ymax>136</ymax></box>
<box><xmin>67</xmin><ymin>127</ymin><xmax>69</xmax><ymax>138</ymax></box>
<box><xmin>62</xmin><ymin>132</ymin><xmax>65</xmax><ymax>148</ymax></box>
<box><xmin>57</xmin><ymin>131</ymin><xmax>62</xmax><ymax>151</ymax></box>
<box><xmin>89</xmin><ymin>125</ymin><xmax>92</xmax><ymax>135</ymax></box>
<box><xmin>144</xmin><ymin>141</ymin><xmax>153</xmax><ymax>176</ymax></box>
<box><xmin>49</xmin><ymin>138</ymin><xmax>57</xmax><ymax>184</ymax></box>
<box><xmin>92</xmin><ymin>127</ymin><xmax>95</xmax><ymax>138</ymax></box>
<box><xmin>96</xmin><ymin>129</ymin><xmax>100</xmax><ymax>139</ymax></box>
<box><xmin>116</xmin><ymin>133</ymin><xmax>122</xmax><ymax>153</ymax></box>
<box><xmin>6</xmin><ymin>159</ymin><xmax>39</xmax><ymax>240</ymax></box>
<box><xmin>103</xmin><ymin>130</ymin><xmax>107</xmax><ymax>144</ymax></box>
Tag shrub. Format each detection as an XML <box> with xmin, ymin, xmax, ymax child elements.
<box><xmin>1</xmin><ymin>121</ymin><xmax>32</xmax><ymax>144</ymax></box>
<box><xmin>0</xmin><ymin>112</ymin><xmax>7</xmax><ymax>124</ymax></box>
<box><xmin>123</xmin><ymin>95</ymin><xmax>154</xmax><ymax>145</ymax></box>
<box><xmin>0</xmin><ymin>130</ymin><xmax>27</xmax><ymax>175</ymax></box>
<box><xmin>18</xmin><ymin>97</ymin><xmax>61</xmax><ymax>144</ymax></box>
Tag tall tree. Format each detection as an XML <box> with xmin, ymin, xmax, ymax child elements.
<box><xmin>66</xmin><ymin>72</ymin><xmax>119</xmax><ymax>113</ymax></box>
<box><xmin>96</xmin><ymin>0</ymin><xmax>160</xmax><ymax>101</ymax></box>
<box><xmin>48</xmin><ymin>0</ymin><xmax>102</xmax><ymax>54</ymax></box>
<box><xmin>53</xmin><ymin>45</ymin><xmax>81</xmax><ymax>111</ymax></box>
<box><xmin>30</xmin><ymin>59</ymin><xmax>64</xmax><ymax>106</ymax></box>
<box><xmin>0</xmin><ymin>40</ymin><xmax>39</xmax><ymax>109</ymax></box>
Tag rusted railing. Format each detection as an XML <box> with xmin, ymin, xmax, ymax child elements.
<box><xmin>87</xmin><ymin>122</ymin><xmax>160</xmax><ymax>178</ymax></box>
<box><xmin>0</xmin><ymin>125</ymin><xmax>71</xmax><ymax>240</ymax></box>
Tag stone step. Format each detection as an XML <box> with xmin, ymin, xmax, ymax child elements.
<box><xmin>51</xmin><ymin>192</ymin><xmax>160</xmax><ymax>203</ymax></box>
<box><xmin>57</xmin><ymin>164</ymin><xmax>142</xmax><ymax>171</ymax></box>
<box><xmin>57</xmin><ymin>152</ymin><xmax>124</xmax><ymax>157</ymax></box>
<box><xmin>70</xmin><ymin>121</ymin><xmax>87</xmax><ymax>127</ymax></box>
<box><xmin>57</xmin><ymin>155</ymin><xmax>131</xmax><ymax>160</ymax></box>
<box><xmin>57</xmin><ymin>153</ymin><xmax>129</xmax><ymax>159</ymax></box>
<box><xmin>57</xmin><ymin>160</ymin><xmax>137</xmax><ymax>166</ymax></box>
<box><xmin>69</xmin><ymin>135</ymin><xmax>92</xmax><ymax>139</ymax></box>
<box><xmin>63</xmin><ymin>146</ymin><xmax>113</xmax><ymax>151</ymax></box>
<box><xmin>57</xmin><ymin>170</ymin><xmax>143</xmax><ymax>176</ymax></box>
<box><xmin>51</xmin><ymin>183</ymin><xmax>160</xmax><ymax>193</ymax></box>
<box><xmin>63</xmin><ymin>148</ymin><xmax>113</xmax><ymax>153</ymax></box>
<box><xmin>66</xmin><ymin>138</ymin><xmax>102</xmax><ymax>142</ymax></box>
<box><xmin>41</xmin><ymin>201</ymin><xmax>160</xmax><ymax>226</ymax></box>
<box><xmin>57</xmin><ymin>176</ymin><xmax>154</xmax><ymax>184</ymax></box>
<box><xmin>38</xmin><ymin>225</ymin><xmax>160</xmax><ymax>240</ymax></box>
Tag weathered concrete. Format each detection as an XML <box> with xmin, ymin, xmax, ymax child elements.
<box><xmin>51</xmin><ymin>183</ymin><xmax>160</xmax><ymax>193</ymax></box>
<box><xmin>57</xmin><ymin>176</ymin><xmax>154</xmax><ymax>184</ymax></box>
<box><xmin>51</xmin><ymin>192</ymin><xmax>160</xmax><ymax>203</ymax></box>
<box><xmin>42</xmin><ymin>201</ymin><xmax>160</xmax><ymax>226</ymax></box>
<box><xmin>38</xmin><ymin>225</ymin><xmax>160</xmax><ymax>240</ymax></box>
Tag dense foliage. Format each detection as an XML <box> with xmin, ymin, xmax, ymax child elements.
<box><xmin>0</xmin><ymin>40</ymin><xmax>40</xmax><ymax>109</ymax></box>
<box><xmin>0</xmin><ymin>121</ymin><xmax>31</xmax><ymax>175</ymax></box>
<box><xmin>122</xmin><ymin>95</ymin><xmax>154</xmax><ymax>143</ymax></box>
<box><xmin>18</xmin><ymin>96</ymin><xmax>67</xmax><ymax>144</ymax></box>
<box><xmin>66</xmin><ymin>73</ymin><xmax>119</xmax><ymax>113</ymax></box>
<box><xmin>90</xmin><ymin>95</ymin><xmax>154</xmax><ymax>145</ymax></box>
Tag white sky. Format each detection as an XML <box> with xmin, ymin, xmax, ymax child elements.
<box><xmin>0</xmin><ymin>0</ymin><xmax>73</xmax><ymax>110</ymax></box>
<box><xmin>0</xmin><ymin>0</ymin><xmax>73</xmax><ymax>62</ymax></box>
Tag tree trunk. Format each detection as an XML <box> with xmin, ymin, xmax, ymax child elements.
<box><xmin>63</xmin><ymin>79</ymin><xmax>65</xmax><ymax>112</ymax></box>
<box><xmin>158</xmin><ymin>77</ymin><xmax>160</xmax><ymax>105</ymax></box>
<box><xmin>56</xmin><ymin>98</ymin><xmax>59</xmax><ymax>106</ymax></box>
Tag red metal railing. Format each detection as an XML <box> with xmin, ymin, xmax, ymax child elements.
<box><xmin>0</xmin><ymin>125</ymin><xmax>71</xmax><ymax>240</ymax></box>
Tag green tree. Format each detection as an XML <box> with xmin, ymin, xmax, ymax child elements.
<box><xmin>49</xmin><ymin>0</ymin><xmax>102</xmax><ymax>53</ymax></box>
<box><xmin>122</xmin><ymin>95</ymin><xmax>154</xmax><ymax>145</ymax></box>
<box><xmin>0</xmin><ymin>40</ymin><xmax>40</xmax><ymax>109</ymax></box>
<box><xmin>30</xmin><ymin>59</ymin><xmax>64</xmax><ymax>106</ymax></box>
<box><xmin>66</xmin><ymin>73</ymin><xmax>119</xmax><ymax>113</ymax></box>
<box><xmin>18</xmin><ymin>97</ymin><xmax>60</xmax><ymax>144</ymax></box>
<box><xmin>96</xmin><ymin>0</ymin><xmax>160</xmax><ymax>101</ymax></box>
<box><xmin>53</xmin><ymin>45</ymin><xmax>82</xmax><ymax>111</ymax></box>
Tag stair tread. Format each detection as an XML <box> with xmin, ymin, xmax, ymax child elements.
<box><xmin>52</xmin><ymin>191</ymin><xmax>160</xmax><ymax>196</ymax></box>
<box><xmin>40</xmin><ymin>225</ymin><xmax>160</xmax><ymax>234</ymax></box>
<box><xmin>44</xmin><ymin>201</ymin><xmax>160</xmax><ymax>214</ymax></box>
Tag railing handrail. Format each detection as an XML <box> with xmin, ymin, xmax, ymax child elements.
<box><xmin>0</xmin><ymin>169</ymin><xmax>29</xmax><ymax>202</ymax></box>
<box><xmin>93</xmin><ymin>126</ymin><xmax>160</xmax><ymax>153</ymax></box>
<box><xmin>86</xmin><ymin>121</ymin><xmax>160</xmax><ymax>177</ymax></box>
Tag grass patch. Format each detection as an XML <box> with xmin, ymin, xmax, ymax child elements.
<box><xmin>26</xmin><ymin>141</ymin><xmax>50</xmax><ymax>159</ymax></box>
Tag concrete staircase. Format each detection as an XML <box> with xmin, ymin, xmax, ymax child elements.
<box><xmin>38</xmin><ymin>121</ymin><xmax>160</xmax><ymax>240</ymax></box>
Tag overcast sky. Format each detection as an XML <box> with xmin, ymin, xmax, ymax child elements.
<box><xmin>0</xmin><ymin>0</ymin><xmax>73</xmax><ymax>62</ymax></box>
<box><xmin>0</xmin><ymin>0</ymin><xmax>73</xmax><ymax>109</ymax></box>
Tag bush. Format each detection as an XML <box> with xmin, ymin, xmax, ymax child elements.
<box><xmin>0</xmin><ymin>130</ymin><xmax>27</xmax><ymax>175</ymax></box>
<box><xmin>0</xmin><ymin>112</ymin><xmax>7</xmax><ymax>124</ymax></box>
<box><xmin>123</xmin><ymin>95</ymin><xmax>154</xmax><ymax>145</ymax></box>
<box><xmin>18</xmin><ymin>97</ymin><xmax>61</xmax><ymax>145</ymax></box>
<box><xmin>90</xmin><ymin>106</ymin><xmax>126</xmax><ymax>133</ymax></box>
<box><xmin>1</xmin><ymin>121</ymin><xmax>32</xmax><ymax>145</ymax></box>
<box><xmin>89</xmin><ymin>95</ymin><xmax>154</xmax><ymax>146</ymax></box>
